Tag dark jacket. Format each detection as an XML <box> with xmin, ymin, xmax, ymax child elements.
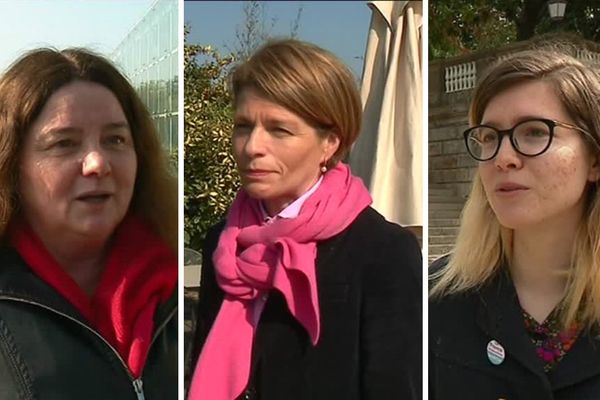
<box><xmin>429</xmin><ymin>256</ymin><xmax>600</xmax><ymax>400</ymax></box>
<box><xmin>191</xmin><ymin>207</ymin><xmax>422</xmax><ymax>400</ymax></box>
<box><xmin>0</xmin><ymin>247</ymin><xmax>177</xmax><ymax>400</ymax></box>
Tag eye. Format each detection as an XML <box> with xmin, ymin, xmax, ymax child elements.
<box><xmin>524</xmin><ymin>127</ymin><xmax>548</xmax><ymax>137</ymax></box>
<box><xmin>271</xmin><ymin>126</ymin><xmax>293</xmax><ymax>137</ymax></box>
<box><xmin>106</xmin><ymin>135</ymin><xmax>127</xmax><ymax>145</ymax></box>
<box><xmin>471</xmin><ymin>128</ymin><xmax>497</xmax><ymax>144</ymax></box>
<box><xmin>233</xmin><ymin>123</ymin><xmax>252</xmax><ymax>136</ymax></box>
<box><xmin>481</xmin><ymin>132</ymin><xmax>497</xmax><ymax>143</ymax></box>
<box><xmin>52</xmin><ymin>139</ymin><xmax>77</xmax><ymax>149</ymax></box>
<box><xmin>517</xmin><ymin>121</ymin><xmax>550</xmax><ymax>140</ymax></box>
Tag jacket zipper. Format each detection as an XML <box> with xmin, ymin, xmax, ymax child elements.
<box><xmin>0</xmin><ymin>295</ymin><xmax>175</xmax><ymax>399</ymax></box>
<box><xmin>133</xmin><ymin>378</ymin><xmax>145</xmax><ymax>400</ymax></box>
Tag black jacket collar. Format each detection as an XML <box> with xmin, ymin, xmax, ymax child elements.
<box><xmin>476</xmin><ymin>269</ymin><xmax>600</xmax><ymax>392</ymax></box>
<box><xmin>0</xmin><ymin>246</ymin><xmax>177</xmax><ymax>329</ymax></box>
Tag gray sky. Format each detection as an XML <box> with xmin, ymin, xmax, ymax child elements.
<box><xmin>0</xmin><ymin>0</ymin><xmax>155</xmax><ymax>72</ymax></box>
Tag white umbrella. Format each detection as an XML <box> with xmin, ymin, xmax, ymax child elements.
<box><xmin>350</xmin><ymin>1</ymin><xmax>423</xmax><ymax>228</ymax></box>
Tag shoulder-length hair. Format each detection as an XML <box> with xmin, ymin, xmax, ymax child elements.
<box><xmin>0</xmin><ymin>48</ymin><xmax>177</xmax><ymax>250</ymax></box>
<box><xmin>430</xmin><ymin>48</ymin><xmax>600</xmax><ymax>331</ymax></box>
<box><xmin>230</xmin><ymin>38</ymin><xmax>362</xmax><ymax>167</ymax></box>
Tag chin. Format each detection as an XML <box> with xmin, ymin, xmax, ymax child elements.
<box><xmin>242</xmin><ymin>183</ymin><xmax>273</xmax><ymax>201</ymax></box>
<box><xmin>74</xmin><ymin>218</ymin><xmax>121</xmax><ymax>240</ymax></box>
<box><xmin>494</xmin><ymin>212</ymin><xmax>538</xmax><ymax>231</ymax></box>
<box><xmin>489</xmin><ymin>206</ymin><xmax>527</xmax><ymax>231</ymax></box>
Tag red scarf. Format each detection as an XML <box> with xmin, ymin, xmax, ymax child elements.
<box><xmin>10</xmin><ymin>215</ymin><xmax>177</xmax><ymax>378</ymax></box>
<box><xmin>189</xmin><ymin>163</ymin><xmax>372</xmax><ymax>400</ymax></box>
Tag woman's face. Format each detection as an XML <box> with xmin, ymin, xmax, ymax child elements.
<box><xmin>19</xmin><ymin>81</ymin><xmax>137</xmax><ymax>244</ymax></box>
<box><xmin>232</xmin><ymin>88</ymin><xmax>339</xmax><ymax>213</ymax></box>
<box><xmin>478</xmin><ymin>80</ymin><xmax>599</xmax><ymax>231</ymax></box>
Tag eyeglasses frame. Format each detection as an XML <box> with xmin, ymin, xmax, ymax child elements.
<box><xmin>462</xmin><ymin>118</ymin><xmax>596</xmax><ymax>162</ymax></box>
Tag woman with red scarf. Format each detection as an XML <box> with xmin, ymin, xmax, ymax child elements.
<box><xmin>188</xmin><ymin>39</ymin><xmax>422</xmax><ymax>400</ymax></box>
<box><xmin>0</xmin><ymin>49</ymin><xmax>177</xmax><ymax>399</ymax></box>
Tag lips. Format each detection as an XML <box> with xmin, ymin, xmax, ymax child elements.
<box><xmin>495</xmin><ymin>182</ymin><xmax>528</xmax><ymax>193</ymax></box>
<box><xmin>76</xmin><ymin>191</ymin><xmax>113</xmax><ymax>203</ymax></box>
<box><xmin>242</xmin><ymin>168</ymin><xmax>273</xmax><ymax>178</ymax></box>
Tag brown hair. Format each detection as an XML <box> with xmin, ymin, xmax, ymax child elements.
<box><xmin>431</xmin><ymin>49</ymin><xmax>600</xmax><ymax>331</ymax></box>
<box><xmin>470</xmin><ymin>49</ymin><xmax>600</xmax><ymax>147</ymax></box>
<box><xmin>0</xmin><ymin>48</ymin><xmax>177</xmax><ymax>250</ymax></box>
<box><xmin>231</xmin><ymin>38</ymin><xmax>362</xmax><ymax>166</ymax></box>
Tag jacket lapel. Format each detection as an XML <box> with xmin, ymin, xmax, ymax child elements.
<box><xmin>549</xmin><ymin>328</ymin><xmax>600</xmax><ymax>390</ymax></box>
<box><xmin>476</xmin><ymin>271</ymin><xmax>551</xmax><ymax>389</ymax></box>
<box><xmin>0</xmin><ymin>248</ymin><xmax>88</xmax><ymax>324</ymax></box>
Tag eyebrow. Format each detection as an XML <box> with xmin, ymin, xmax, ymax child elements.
<box><xmin>266</xmin><ymin>118</ymin><xmax>297</xmax><ymax>128</ymax></box>
<box><xmin>480</xmin><ymin>115</ymin><xmax>549</xmax><ymax>126</ymax></box>
<box><xmin>233</xmin><ymin>114</ymin><xmax>298</xmax><ymax>129</ymax></box>
<box><xmin>43</xmin><ymin>121</ymin><xmax>130</xmax><ymax>135</ymax></box>
<box><xmin>103</xmin><ymin>122</ymin><xmax>131</xmax><ymax>132</ymax></box>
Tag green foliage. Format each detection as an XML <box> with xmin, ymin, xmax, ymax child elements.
<box><xmin>430</xmin><ymin>0</ymin><xmax>517</xmax><ymax>59</ymax></box>
<box><xmin>430</xmin><ymin>0</ymin><xmax>600</xmax><ymax>60</ymax></box>
<box><xmin>536</xmin><ymin>3</ymin><xmax>600</xmax><ymax>42</ymax></box>
<box><xmin>184</xmin><ymin>28</ymin><xmax>240</xmax><ymax>250</ymax></box>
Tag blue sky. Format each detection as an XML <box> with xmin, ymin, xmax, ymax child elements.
<box><xmin>184</xmin><ymin>1</ymin><xmax>372</xmax><ymax>79</ymax></box>
<box><xmin>0</xmin><ymin>0</ymin><xmax>155</xmax><ymax>72</ymax></box>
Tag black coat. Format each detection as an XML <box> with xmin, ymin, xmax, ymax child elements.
<box><xmin>191</xmin><ymin>207</ymin><xmax>422</xmax><ymax>400</ymax></box>
<box><xmin>429</xmin><ymin>257</ymin><xmax>600</xmax><ymax>400</ymax></box>
<box><xmin>0</xmin><ymin>246</ymin><xmax>177</xmax><ymax>400</ymax></box>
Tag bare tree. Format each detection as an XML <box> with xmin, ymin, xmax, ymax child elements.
<box><xmin>290</xmin><ymin>4</ymin><xmax>303</xmax><ymax>38</ymax></box>
<box><xmin>228</xmin><ymin>0</ymin><xmax>303</xmax><ymax>61</ymax></box>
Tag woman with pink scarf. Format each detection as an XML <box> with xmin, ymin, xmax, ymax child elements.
<box><xmin>188</xmin><ymin>39</ymin><xmax>422</xmax><ymax>400</ymax></box>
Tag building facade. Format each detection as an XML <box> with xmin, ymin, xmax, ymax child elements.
<box><xmin>112</xmin><ymin>0</ymin><xmax>178</xmax><ymax>153</ymax></box>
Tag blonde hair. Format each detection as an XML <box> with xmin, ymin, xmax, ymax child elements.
<box><xmin>230</xmin><ymin>38</ymin><xmax>362</xmax><ymax>166</ymax></box>
<box><xmin>0</xmin><ymin>48</ymin><xmax>177</xmax><ymax>250</ymax></box>
<box><xmin>430</xmin><ymin>49</ymin><xmax>600</xmax><ymax>331</ymax></box>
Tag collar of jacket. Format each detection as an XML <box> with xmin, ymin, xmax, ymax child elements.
<box><xmin>0</xmin><ymin>246</ymin><xmax>177</xmax><ymax>340</ymax></box>
<box><xmin>476</xmin><ymin>269</ymin><xmax>600</xmax><ymax>392</ymax></box>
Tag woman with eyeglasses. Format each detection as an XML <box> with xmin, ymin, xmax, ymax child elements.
<box><xmin>429</xmin><ymin>49</ymin><xmax>600</xmax><ymax>399</ymax></box>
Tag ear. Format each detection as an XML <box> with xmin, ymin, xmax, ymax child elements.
<box><xmin>588</xmin><ymin>151</ymin><xmax>600</xmax><ymax>182</ymax></box>
<box><xmin>321</xmin><ymin>132</ymin><xmax>340</xmax><ymax>164</ymax></box>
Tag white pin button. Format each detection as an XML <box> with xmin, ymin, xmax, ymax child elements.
<box><xmin>487</xmin><ymin>340</ymin><xmax>505</xmax><ymax>365</ymax></box>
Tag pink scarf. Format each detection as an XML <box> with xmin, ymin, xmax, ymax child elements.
<box><xmin>189</xmin><ymin>163</ymin><xmax>371</xmax><ymax>400</ymax></box>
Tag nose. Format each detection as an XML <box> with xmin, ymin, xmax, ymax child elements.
<box><xmin>82</xmin><ymin>150</ymin><xmax>111</xmax><ymax>177</ymax></box>
<box><xmin>242</xmin><ymin>128</ymin><xmax>267</xmax><ymax>157</ymax></box>
<box><xmin>494</xmin><ymin>136</ymin><xmax>522</xmax><ymax>171</ymax></box>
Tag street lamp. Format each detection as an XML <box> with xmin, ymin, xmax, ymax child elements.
<box><xmin>547</xmin><ymin>0</ymin><xmax>567</xmax><ymax>21</ymax></box>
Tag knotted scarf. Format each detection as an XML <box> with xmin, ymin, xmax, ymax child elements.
<box><xmin>10</xmin><ymin>214</ymin><xmax>177</xmax><ymax>378</ymax></box>
<box><xmin>189</xmin><ymin>163</ymin><xmax>372</xmax><ymax>400</ymax></box>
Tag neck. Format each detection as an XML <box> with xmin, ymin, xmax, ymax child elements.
<box><xmin>263</xmin><ymin>173</ymin><xmax>321</xmax><ymax>217</ymax></box>
<box><xmin>33</xmin><ymin>228</ymin><xmax>110</xmax><ymax>295</ymax></box>
<box><xmin>510</xmin><ymin>216</ymin><xmax>580</xmax><ymax>323</ymax></box>
<box><xmin>264</xmin><ymin>198</ymin><xmax>292</xmax><ymax>218</ymax></box>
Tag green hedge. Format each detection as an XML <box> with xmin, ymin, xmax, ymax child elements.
<box><xmin>184</xmin><ymin>38</ymin><xmax>240</xmax><ymax>250</ymax></box>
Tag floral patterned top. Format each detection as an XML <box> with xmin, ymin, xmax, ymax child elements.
<box><xmin>522</xmin><ymin>309</ymin><xmax>579</xmax><ymax>373</ymax></box>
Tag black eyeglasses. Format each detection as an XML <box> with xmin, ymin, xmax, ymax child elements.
<box><xmin>463</xmin><ymin>118</ymin><xmax>594</xmax><ymax>161</ymax></box>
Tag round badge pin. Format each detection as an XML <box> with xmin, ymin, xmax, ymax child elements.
<box><xmin>487</xmin><ymin>340</ymin><xmax>505</xmax><ymax>365</ymax></box>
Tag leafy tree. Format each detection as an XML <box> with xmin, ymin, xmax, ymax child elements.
<box><xmin>184</xmin><ymin>27</ymin><xmax>239</xmax><ymax>250</ymax></box>
<box><xmin>430</xmin><ymin>0</ymin><xmax>600</xmax><ymax>59</ymax></box>
<box><xmin>430</xmin><ymin>0</ymin><xmax>516</xmax><ymax>59</ymax></box>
